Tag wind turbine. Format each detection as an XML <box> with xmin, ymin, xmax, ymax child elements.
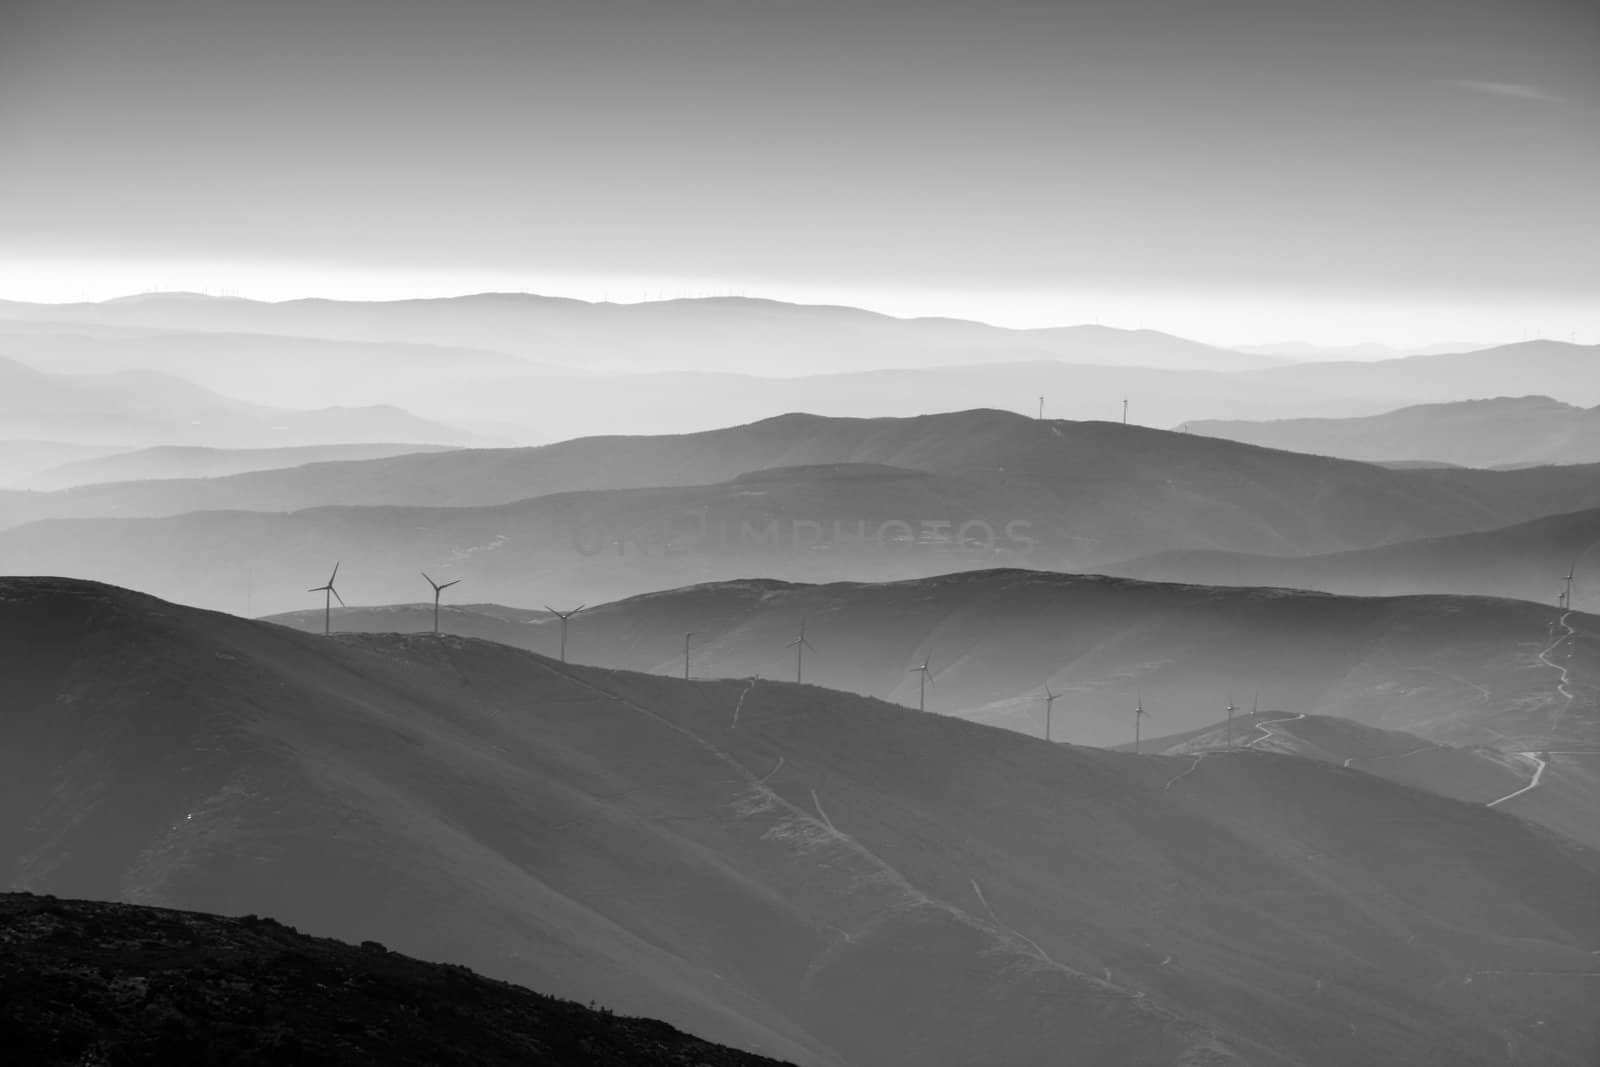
<box><xmin>1562</xmin><ymin>561</ymin><xmax>1576</xmax><ymax>611</ymax></box>
<box><xmin>1044</xmin><ymin>685</ymin><xmax>1059</xmax><ymax>742</ymax></box>
<box><xmin>683</xmin><ymin>631</ymin><xmax>699</xmax><ymax>680</ymax></box>
<box><xmin>1133</xmin><ymin>692</ymin><xmax>1148</xmax><ymax>754</ymax></box>
<box><xmin>911</xmin><ymin>655</ymin><xmax>934</xmax><ymax>713</ymax></box>
<box><xmin>1225</xmin><ymin>693</ymin><xmax>1237</xmax><ymax>749</ymax></box>
<box><xmin>787</xmin><ymin>619</ymin><xmax>816</xmax><ymax>683</ymax></box>
<box><xmin>308</xmin><ymin>562</ymin><xmax>343</xmax><ymax>636</ymax></box>
<box><xmin>1122</xmin><ymin>397</ymin><xmax>1129</xmax><ymax>425</ymax></box>
<box><xmin>420</xmin><ymin>571</ymin><xmax>461</xmax><ymax>635</ymax></box>
<box><xmin>1037</xmin><ymin>395</ymin><xmax>1045</xmax><ymax>420</ymax></box>
<box><xmin>545</xmin><ymin>604</ymin><xmax>585</xmax><ymax>663</ymax></box>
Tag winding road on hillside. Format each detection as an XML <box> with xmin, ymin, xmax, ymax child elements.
<box><xmin>1485</xmin><ymin>611</ymin><xmax>1581</xmax><ymax>808</ymax></box>
<box><xmin>1246</xmin><ymin>713</ymin><xmax>1306</xmax><ymax>749</ymax></box>
<box><xmin>1485</xmin><ymin>753</ymin><xmax>1548</xmax><ymax>808</ymax></box>
<box><xmin>1541</xmin><ymin>610</ymin><xmax>1578</xmax><ymax>736</ymax></box>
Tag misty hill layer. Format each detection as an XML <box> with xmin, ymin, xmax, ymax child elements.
<box><xmin>1187</xmin><ymin>395</ymin><xmax>1600</xmax><ymax>469</ymax></box>
<box><xmin>270</xmin><ymin>569</ymin><xmax>1598</xmax><ymax>751</ymax></box>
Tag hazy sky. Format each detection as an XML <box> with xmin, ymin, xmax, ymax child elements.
<box><xmin>3</xmin><ymin>0</ymin><xmax>1596</xmax><ymax>344</ymax></box>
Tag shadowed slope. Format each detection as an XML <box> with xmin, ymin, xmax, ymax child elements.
<box><xmin>0</xmin><ymin>892</ymin><xmax>794</xmax><ymax>1067</ymax></box>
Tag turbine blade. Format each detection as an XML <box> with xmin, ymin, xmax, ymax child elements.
<box><xmin>421</xmin><ymin>571</ymin><xmax>436</xmax><ymax>589</ymax></box>
<box><xmin>440</xmin><ymin>579</ymin><xmax>462</xmax><ymax>590</ymax></box>
<box><xmin>329</xmin><ymin>562</ymin><xmax>340</xmax><ymax>584</ymax></box>
<box><xmin>331</xmin><ymin>588</ymin><xmax>345</xmax><ymax>607</ymax></box>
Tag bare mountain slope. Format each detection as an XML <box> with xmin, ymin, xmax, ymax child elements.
<box><xmin>4</xmin><ymin>578</ymin><xmax>1599</xmax><ymax>1065</ymax></box>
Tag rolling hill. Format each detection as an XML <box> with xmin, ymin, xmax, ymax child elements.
<box><xmin>1186</xmin><ymin>396</ymin><xmax>1600</xmax><ymax>468</ymax></box>
<box><xmin>4</xmin><ymin>577</ymin><xmax>1599</xmax><ymax>1065</ymax></box>
<box><xmin>1131</xmin><ymin>712</ymin><xmax>1600</xmax><ymax>852</ymax></box>
<box><xmin>0</xmin><ymin>892</ymin><xmax>792</xmax><ymax>1067</ymax></box>
<box><xmin>1108</xmin><ymin>506</ymin><xmax>1600</xmax><ymax>611</ymax></box>
<box><xmin>265</xmin><ymin>569</ymin><xmax>1599</xmax><ymax>752</ymax></box>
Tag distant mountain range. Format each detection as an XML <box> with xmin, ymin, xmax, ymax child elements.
<box><xmin>0</xmin><ymin>291</ymin><xmax>1284</xmax><ymax>375</ymax></box>
<box><xmin>0</xmin><ymin>353</ymin><xmax>474</xmax><ymax>449</ymax></box>
<box><xmin>1187</xmin><ymin>395</ymin><xmax>1600</xmax><ymax>468</ymax></box>
<box><xmin>2</xmin><ymin>295</ymin><xmax>1596</xmax><ymax>444</ymax></box>
<box><xmin>265</xmin><ymin>568</ymin><xmax>1598</xmax><ymax>751</ymax></box>
<box><xmin>9</xmin><ymin>412</ymin><xmax>1600</xmax><ymax>611</ymax></box>
<box><xmin>2</xmin><ymin>893</ymin><xmax>791</xmax><ymax>1067</ymax></box>
<box><xmin>7</xmin><ymin>577</ymin><xmax>1599</xmax><ymax>1066</ymax></box>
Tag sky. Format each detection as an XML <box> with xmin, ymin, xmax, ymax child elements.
<box><xmin>2</xmin><ymin>0</ymin><xmax>1597</xmax><ymax>347</ymax></box>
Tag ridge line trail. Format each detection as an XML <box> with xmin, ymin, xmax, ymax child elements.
<box><xmin>1247</xmin><ymin>713</ymin><xmax>1305</xmax><ymax>749</ymax></box>
<box><xmin>1485</xmin><ymin>753</ymin><xmax>1548</xmax><ymax>808</ymax></box>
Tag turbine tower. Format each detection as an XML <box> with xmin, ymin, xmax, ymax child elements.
<box><xmin>420</xmin><ymin>571</ymin><xmax>461</xmax><ymax>635</ymax></box>
<box><xmin>1044</xmin><ymin>685</ymin><xmax>1059</xmax><ymax>742</ymax></box>
<box><xmin>1226</xmin><ymin>693</ymin><xmax>1238</xmax><ymax>749</ymax></box>
<box><xmin>1133</xmin><ymin>692</ymin><xmax>1147</xmax><ymax>754</ymax></box>
<box><xmin>1037</xmin><ymin>395</ymin><xmax>1045</xmax><ymax>420</ymax></box>
<box><xmin>1122</xmin><ymin>397</ymin><xmax>1129</xmax><ymax>425</ymax></box>
<box><xmin>308</xmin><ymin>562</ymin><xmax>343</xmax><ymax>636</ymax></box>
<box><xmin>787</xmin><ymin>619</ymin><xmax>816</xmax><ymax>683</ymax></box>
<box><xmin>911</xmin><ymin>655</ymin><xmax>934</xmax><ymax>712</ymax></box>
<box><xmin>683</xmin><ymin>631</ymin><xmax>699</xmax><ymax>680</ymax></box>
<box><xmin>545</xmin><ymin>604</ymin><xmax>585</xmax><ymax>663</ymax></box>
<box><xmin>1562</xmin><ymin>561</ymin><xmax>1576</xmax><ymax>611</ymax></box>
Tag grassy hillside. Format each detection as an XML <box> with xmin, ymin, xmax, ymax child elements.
<box><xmin>4</xmin><ymin>577</ymin><xmax>1599</xmax><ymax>1066</ymax></box>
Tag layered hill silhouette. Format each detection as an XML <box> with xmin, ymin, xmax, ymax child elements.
<box><xmin>0</xmin><ymin>892</ymin><xmax>792</xmax><ymax>1067</ymax></box>
<box><xmin>5</xmin><ymin>577</ymin><xmax>1600</xmax><ymax>1066</ymax></box>
<box><xmin>6</xmin><ymin>413</ymin><xmax>1600</xmax><ymax>612</ymax></box>
<box><xmin>1109</xmin><ymin>506</ymin><xmax>1600</xmax><ymax>611</ymax></box>
<box><xmin>265</xmin><ymin>569</ymin><xmax>1599</xmax><ymax>752</ymax></box>
<box><xmin>1187</xmin><ymin>395</ymin><xmax>1600</xmax><ymax>468</ymax></box>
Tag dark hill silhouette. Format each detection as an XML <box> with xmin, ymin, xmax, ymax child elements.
<box><xmin>0</xmin><ymin>892</ymin><xmax>793</xmax><ymax>1067</ymax></box>
<box><xmin>7</xmin><ymin>577</ymin><xmax>1600</xmax><ymax>1065</ymax></box>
